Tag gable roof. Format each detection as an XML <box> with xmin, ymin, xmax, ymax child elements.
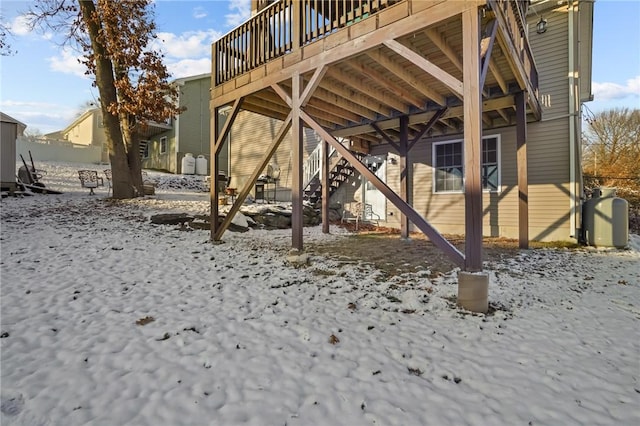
<box><xmin>0</xmin><ymin>112</ymin><xmax>27</xmax><ymax>135</ymax></box>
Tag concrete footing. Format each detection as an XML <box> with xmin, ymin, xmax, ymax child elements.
<box><xmin>457</xmin><ymin>271</ymin><xmax>489</xmax><ymax>313</ymax></box>
<box><xmin>286</xmin><ymin>248</ymin><xmax>310</xmax><ymax>266</ymax></box>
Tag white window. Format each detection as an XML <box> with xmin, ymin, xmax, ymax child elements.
<box><xmin>433</xmin><ymin>135</ymin><xmax>500</xmax><ymax>193</ymax></box>
<box><xmin>141</xmin><ymin>140</ymin><xmax>150</xmax><ymax>159</ymax></box>
<box><xmin>159</xmin><ymin>136</ymin><xmax>167</xmax><ymax>154</ymax></box>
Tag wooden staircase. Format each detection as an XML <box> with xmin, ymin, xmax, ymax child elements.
<box><xmin>304</xmin><ymin>148</ymin><xmax>380</xmax><ymax>205</ymax></box>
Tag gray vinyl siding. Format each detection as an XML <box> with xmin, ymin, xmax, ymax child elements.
<box><xmin>526</xmin><ymin>8</ymin><xmax>573</xmax><ymax>241</ymax></box>
<box><xmin>177</xmin><ymin>77</ymin><xmax>211</xmax><ymax>171</ymax></box>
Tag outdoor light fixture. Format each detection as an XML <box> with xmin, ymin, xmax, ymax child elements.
<box><xmin>536</xmin><ymin>17</ymin><xmax>548</xmax><ymax>34</ymax></box>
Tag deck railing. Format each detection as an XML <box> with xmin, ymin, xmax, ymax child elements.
<box><xmin>488</xmin><ymin>0</ymin><xmax>538</xmax><ymax>90</ymax></box>
<box><xmin>214</xmin><ymin>0</ymin><xmax>537</xmax><ymax>92</ymax></box>
<box><xmin>214</xmin><ymin>0</ymin><xmax>399</xmax><ymax>85</ymax></box>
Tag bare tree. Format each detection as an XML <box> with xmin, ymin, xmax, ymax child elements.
<box><xmin>1</xmin><ymin>14</ymin><xmax>15</xmax><ymax>55</ymax></box>
<box><xmin>583</xmin><ymin>107</ymin><xmax>640</xmax><ymax>210</ymax></box>
<box><xmin>27</xmin><ymin>0</ymin><xmax>182</xmax><ymax>198</ymax></box>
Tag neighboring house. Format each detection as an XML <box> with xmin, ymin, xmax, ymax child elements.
<box><xmin>54</xmin><ymin>107</ymin><xmax>110</xmax><ymax>163</ymax></box>
<box><xmin>142</xmin><ymin>73</ymin><xmax>223</xmax><ymax>175</ymax></box>
<box><xmin>212</xmin><ymin>0</ymin><xmax>594</xmax><ymax>250</ymax></box>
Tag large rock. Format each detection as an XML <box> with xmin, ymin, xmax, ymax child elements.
<box><xmin>150</xmin><ymin>213</ymin><xmax>194</xmax><ymax>225</ymax></box>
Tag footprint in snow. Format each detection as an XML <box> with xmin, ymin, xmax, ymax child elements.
<box><xmin>0</xmin><ymin>391</ymin><xmax>24</xmax><ymax>416</ymax></box>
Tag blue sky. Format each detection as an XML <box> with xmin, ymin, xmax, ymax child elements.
<box><xmin>1</xmin><ymin>0</ymin><xmax>639</xmax><ymax>134</ymax></box>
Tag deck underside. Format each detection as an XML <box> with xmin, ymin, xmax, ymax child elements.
<box><xmin>210</xmin><ymin>0</ymin><xmax>538</xmax><ymax>272</ymax></box>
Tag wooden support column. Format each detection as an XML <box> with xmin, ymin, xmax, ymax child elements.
<box><xmin>210</xmin><ymin>107</ymin><xmax>220</xmax><ymax>240</ymax></box>
<box><xmin>321</xmin><ymin>140</ymin><xmax>330</xmax><ymax>234</ymax></box>
<box><xmin>399</xmin><ymin>115</ymin><xmax>410</xmax><ymax>239</ymax></box>
<box><xmin>214</xmin><ymin>114</ymin><xmax>292</xmax><ymax>241</ymax></box>
<box><xmin>515</xmin><ymin>91</ymin><xmax>529</xmax><ymax>249</ymax></box>
<box><xmin>210</xmin><ymin>98</ymin><xmax>243</xmax><ymax>240</ymax></box>
<box><xmin>463</xmin><ymin>6</ymin><xmax>483</xmax><ymax>272</ymax></box>
<box><xmin>291</xmin><ymin>73</ymin><xmax>304</xmax><ymax>250</ymax></box>
<box><xmin>301</xmin><ymin>110</ymin><xmax>465</xmax><ymax>268</ymax></box>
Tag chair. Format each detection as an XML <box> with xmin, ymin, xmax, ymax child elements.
<box><xmin>341</xmin><ymin>202</ymin><xmax>363</xmax><ymax>230</ymax></box>
<box><xmin>78</xmin><ymin>170</ymin><xmax>104</xmax><ymax>195</ymax></box>
<box><xmin>363</xmin><ymin>203</ymin><xmax>380</xmax><ymax>226</ymax></box>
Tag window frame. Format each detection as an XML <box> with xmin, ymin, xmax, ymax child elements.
<box><xmin>432</xmin><ymin>135</ymin><xmax>501</xmax><ymax>194</ymax></box>
<box><xmin>159</xmin><ymin>136</ymin><xmax>168</xmax><ymax>154</ymax></box>
<box><xmin>141</xmin><ymin>140</ymin><xmax>150</xmax><ymax>159</ymax></box>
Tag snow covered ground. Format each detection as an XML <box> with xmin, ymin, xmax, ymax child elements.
<box><xmin>1</xmin><ymin>162</ymin><xmax>639</xmax><ymax>426</ymax></box>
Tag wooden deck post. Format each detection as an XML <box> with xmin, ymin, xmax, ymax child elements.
<box><xmin>210</xmin><ymin>98</ymin><xmax>243</xmax><ymax>241</ymax></box>
<box><xmin>399</xmin><ymin>115</ymin><xmax>410</xmax><ymax>239</ymax></box>
<box><xmin>462</xmin><ymin>6</ymin><xmax>483</xmax><ymax>272</ymax></box>
<box><xmin>321</xmin><ymin>139</ymin><xmax>330</xmax><ymax>234</ymax></box>
<box><xmin>515</xmin><ymin>90</ymin><xmax>529</xmax><ymax>249</ymax></box>
<box><xmin>291</xmin><ymin>72</ymin><xmax>304</xmax><ymax>250</ymax></box>
<box><xmin>210</xmin><ymin>107</ymin><xmax>220</xmax><ymax>240</ymax></box>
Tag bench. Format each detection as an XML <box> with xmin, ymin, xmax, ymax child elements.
<box><xmin>78</xmin><ymin>170</ymin><xmax>104</xmax><ymax>195</ymax></box>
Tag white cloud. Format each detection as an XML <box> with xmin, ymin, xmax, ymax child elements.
<box><xmin>155</xmin><ymin>30</ymin><xmax>221</xmax><ymax>59</ymax></box>
<box><xmin>225</xmin><ymin>0</ymin><xmax>251</xmax><ymax>28</ymax></box>
<box><xmin>168</xmin><ymin>58</ymin><xmax>212</xmax><ymax>79</ymax></box>
<box><xmin>592</xmin><ymin>76</ymin><xmax>640</xmax><ymax>101</ymax></box>
<box><xmin>193</xmin><ymin>6</ymin><xmax>207</xmax><ymax>19</ymax></box>
<box><xmin>10</xmin><ymin>15</ymin><xmax>31</xmax><ymax>36</ymax></box>
<box><xmin>47</xmin><ymin>48</ymin><xmax>88</xmax><ymax>78</ymax></box>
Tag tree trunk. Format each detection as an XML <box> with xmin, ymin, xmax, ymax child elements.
<box><xmin>119</xmin><ymin>112</ymin><xmax>144</xmax><ymax>196</ymax></box>
<box><xmin>78</xmin><ymin>0</ymin><xmax>136</xmax><ymax>199</ymax></box>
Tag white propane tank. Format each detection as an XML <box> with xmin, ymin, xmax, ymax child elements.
<box><xmin>181</xmin><ymin>153</ymin><xmax>196</xmax><ymax>175</ymax></box>
<box><xmin>195</xmin><ymin>155</ymin><xmax>208</xmax><ymax>176</ymax></box>
<box><xmin>583</xmin><ymin>188</ymin><xmax>629</xmax><ymax>248</ymax></box>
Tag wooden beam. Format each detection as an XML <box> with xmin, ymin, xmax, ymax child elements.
<box><xmin>424</xmin><ymin>26</ymin><xmax>463</xmax><ymax>72</ymax></box>
<box><xmin>366</xmin><ymin>49</ymin><xmax>447</xmax><ymax>106</ymax></box>
<box><xmin>300</xmin><ymin>109</ymin><xmax>465</xmax><ymax>268</ymax></box>
<box><xmin>480</xmin><ymin>19</ymin><xmax>498</xmax><ymax>89</ymax></box>
<box><xmin>399</xmin><ymin>115</ymin><xmax>410</xmax><ymax>238</ymax></box>
<box><xmin>407</xmin><ymin>108</ymin><xmax>448</xmax><ymax>151</ymax></box>
<box><xmin>213</xmin><ymin>0</ymin><xmax>463</xmax><ymax>107</ymax></box>
<box><xmin>321</xmin><ymin>140</ymin><xmax>329</xmax><ymax>234</ymax></box>
<box><xmin>347</xmin><ymin>59</ymin><xmax>426</xmax><ymax>109</ymax></box>
<box><xmin>310</xmin><ymin>85</ymin><xmax>378</xmax><ymax>120</ymax></box>
<box><xmin>462</xmin><ymin>6</ymin><xmax>483</xmax><ymax>272</ymax></box>
<box><xmin>291</xmin><ymin>73</ymin><xmax>304</xmax><ymax>250</ymax></box>
<box><xmin>300</xmin><ymin>65</ymin><xmax>327</xmax><ymax>106</ymax></box>
<box><xmin>214</xmin><ymin>114</ymin><xmax>292</xmax><ymax>241</ymax></box>
<box><xmin>371</xmin><ymin>122</ymin><xmax>400</xmax><ymax>153</ymax></box>
<box><xmin>515</xmin><ymin>90</ymin><xmax>529</xmax><ymax>249</ymax></box>
<box><xmin>331</xmin><ymin>95</ymin><xmax>515</xmax><ymax>140</ymax></box>
<box><xmin>325</xmin><ymin>67</ymin><xmax>409</xmax><ymax>115</ymax></box>
<box><xmin>384</xmin><ymin>39</ymin><xmax>463</xmax><ymax>97</ymax></box>
<box><xmin>322</xmin><ymin>78</ymin><xmax>392</xmax><ymax>117</ymax></box>
<box><xmin>489</xmin><ymin>1</ymin><xmax>542</xmax><ymax>119</ymax></box>
<box><xmin>213</xmin><ymin>98</ymin><xmax>243</xmax><ymax>155</ymax></box>
<box><xmin>211</xmin><ymin>99</ymin><xmax>243</xmax><ymax>239</ymax></box>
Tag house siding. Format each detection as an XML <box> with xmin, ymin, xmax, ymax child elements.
<box><xmin>229</xmin><ymin>111</ymin><xmax>321</xmax><ymax>201</ymax></box>
<box><xmin>527</xmin><ymin>7</ymin><xmax>574</xmax><ymax>242</ymax></box>
<box><xmin>176</xmin><ymin>77</ymin><xmax>212</xmax><ymax>174</ymax></box>
<box><xmin>142</xmin><ymin>75</ymin><xmax>217</xmax><ymax>174</ymax></box>
<box><xmin>366</xmin><ymin>8</ymin><xmax>577</xmax><ymax>242</ymax></box>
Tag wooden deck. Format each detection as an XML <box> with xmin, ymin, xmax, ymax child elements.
<box><xmin>212</xmin><ymin>0</ymin><xmax>539</xmax><ymax>150</ymax></box>
<box><xmin>210</xmin><ymin>0</ymin><xmax>540</xmax><ymax>274</ymax></box>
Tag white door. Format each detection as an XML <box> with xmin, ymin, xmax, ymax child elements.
<box><xmin>363</xmin><ymin>155</ymin><xmax>386</xmax><ymax>222</ymax></box>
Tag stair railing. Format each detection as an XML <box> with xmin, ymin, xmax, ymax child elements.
<box><xmin>303</xmin><ymin>140</ymin><xmax>338</xmax><ymax>189</ymax></box>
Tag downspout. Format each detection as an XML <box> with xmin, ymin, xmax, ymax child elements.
<box><xmin>174</xmin><ymin>81</ymin><xmax>184</xmax><ymax>173</ymax></box>
<box><xmin>568</xmin><ymin>0</ymin><xmax>578</xmax><ymax>240</ymax></box>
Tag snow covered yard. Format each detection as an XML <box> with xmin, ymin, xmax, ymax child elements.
<box><xmin>1</xmin><ymin>162</ymin><xmax>639</xmax><ymax>426</ymax></box>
